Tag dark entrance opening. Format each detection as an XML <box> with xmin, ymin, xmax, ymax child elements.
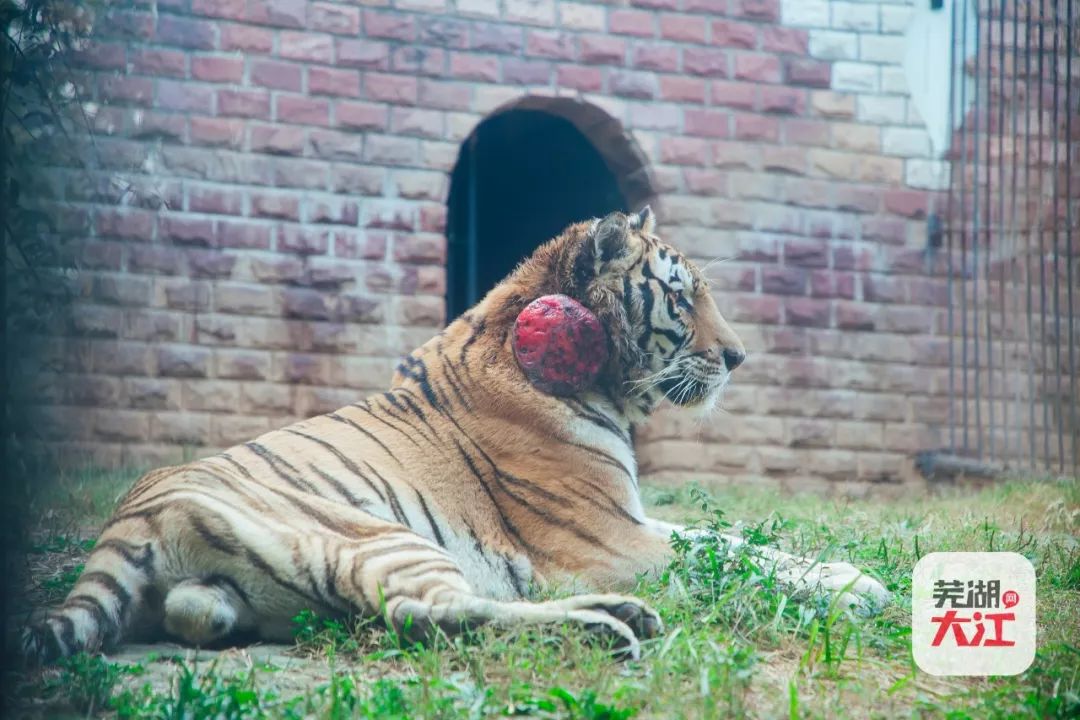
<box><xmin>446</xmin><ymin>109</ymin><xmax>628</xmax><ymax>320</ymax></box>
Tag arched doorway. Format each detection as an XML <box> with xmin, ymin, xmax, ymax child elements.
<box><xmin>445</xmin><ymin>98</ymin><xmax>654</xmax><ymax>320</ymax></box>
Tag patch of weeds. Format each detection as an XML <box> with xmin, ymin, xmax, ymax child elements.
<box><xmin>29</xmin><ymin>535</ymin><xmax>95</xmax><ymax>554</ymax></box>
<box><xmin>35</xmin><ymin>653</ymin><xmax>144</xmax><ymax>715</ymax></box>
<box><xmin>800</xmin><ymin>603</ymin><xmax>861</xmax><ymax>678</ymax></box>
<box><xmin>1043</xmin><ymin>542</ymin><xmax>1080</xmax><ymax>591</ymax></box>
<box><xmin>291</xmin><ymin>608</ymin><xmax>412</xmax><ymax>660</ymax></box>
<box><xmin>918</xmin><ymin>660</ymin><xmax>1080</xmax><ymax>720</ymax></box>
<box><xmin>299</xmin><ymin>662</ymin><xmax>639</xmax><ymax>719</ymax></box>
<box><xmin>291</xmin><ymin>608</ymin><xmax>374</xmax><ymax>658</ymax></box>
<box><xmin>985</xmin><ymin>642</ymin><xmax>1080</xmax><ymax>719</ymax></box>
<box><xmin>656</xmin><ymin>485</ymin><xmax>906</xmax><ymax>686</ymax></box>
<box><xmin>112</xmin><ymin>660</ymin><xmax>278</xmax><ymax>720</ymax></box>
<box><xmin>364</xmin><ymin>678</ymin><xmax>413</xmax><ymax>717</ymax></box>
<box><xmin>508</xmin><ymin>686</ymin><xmax>638</xmax><ymax>719</ymax></box>
<box><xmin>660</xmin><ymin>488</ymin><xmax>807</xmax><ymax>636</ymax></box>
<box><xmin>695</xmin><ymin>642</ymin><xmax>758</xmax><ymax>718</ymax></box>
<box><xmin>40</xmin><ymin>562</ymin><xmax>84</xmax><ymax>600</ymax></box>
<box><xmin>28</xmin><ymin>466</ymin><xmax>143</xmax><ymax>525</ymax></box>
<box><xmin>303</xmin><ymin>674</ymin><xmax>444</xmax><ymax>719</ymax></box>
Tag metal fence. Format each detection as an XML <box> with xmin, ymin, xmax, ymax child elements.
<box><xmin>944</xmin><ymin>0</ymin><xmax>1078</xmax><ymax>477</ymax></box>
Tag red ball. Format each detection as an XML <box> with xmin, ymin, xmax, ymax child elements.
<box><xmin>512</xmin><ymin>295</ymin><xmax>608</xmax><ymax>396</ymax></box>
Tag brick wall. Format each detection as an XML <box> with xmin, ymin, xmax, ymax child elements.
<box><xmin>22</xmin><ymin>0</ymin><xmax>973</xmax><ymax>492</ymax></box>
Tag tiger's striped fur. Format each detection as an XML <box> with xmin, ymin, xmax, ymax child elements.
<box><xmin>24</xmin><ymin>208</ymin><xmax>886</xmax><ymax>663</ymax></box>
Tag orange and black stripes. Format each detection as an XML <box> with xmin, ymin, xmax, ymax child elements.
<box><xmin>284</xmin><ymin>427</ymin><xmax>387</xmax><ymax>503</ymax></box>
<box><xmin>326</xmin><ymin>411</ymin><xmax>401</xmax><ymax>461</ymax></box>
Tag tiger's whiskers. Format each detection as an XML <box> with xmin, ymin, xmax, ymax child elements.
<box><xmin>699</xmin><ymin>255</ymin><xmax>736</xmax><ymax>275</ymax></box>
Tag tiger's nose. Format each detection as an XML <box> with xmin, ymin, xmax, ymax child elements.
<box><xmin>722</xmin><ymin>348</ymin><xmax>745</xmax><ymax>371</ymax></box>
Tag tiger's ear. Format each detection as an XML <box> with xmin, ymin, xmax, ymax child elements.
<box><xmin>590</xmin><ymin>212</ymin><xmax>631</xmax><ymax>266</ymax></box>
<box><xmin>575</xmin><ymin>211</ymin><xmax>642</xmax><ymax>285</ymax></box>
<box><xmin>628</xmin><ymin>205</ymin><xmax>655</xmax><ymax>234</ymax></box>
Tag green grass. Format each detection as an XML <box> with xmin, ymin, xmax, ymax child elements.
<box><xmin>11</xmin><ymin>471</ymin><xmax>1080</xmax><ymax>719</ymax></box>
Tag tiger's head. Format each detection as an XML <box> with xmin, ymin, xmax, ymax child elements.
<box><xmin>502</xmin><ymin>207</ymin><xmax>745</xmax><ymax>419</ymax></box>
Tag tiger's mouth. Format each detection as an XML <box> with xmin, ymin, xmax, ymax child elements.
<box><xmin>658</xmin><ymin>367</ymin><xmax>726</xmax><ymax>408</ymax></box>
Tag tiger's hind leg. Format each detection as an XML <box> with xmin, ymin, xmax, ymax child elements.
<box><xmin>163</xmin><ymin>577</ymin><xmax>256</xmax><ymax>646</ymax></box>
<box><xmin>22</xmin><ymin>525</ymin><xmax>160</xmax><ymax>664</ymax></box>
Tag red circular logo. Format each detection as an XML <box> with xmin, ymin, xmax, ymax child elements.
<box><xmin>1003</xmin><ymin>590</ymin><xmax>1020</xmax><ymax>608</ymax></box>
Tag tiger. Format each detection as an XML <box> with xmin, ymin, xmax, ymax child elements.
<box><xmin>24</xmin><ymin>207</ymin><xmax>888</xmax><ymax>663</ymax></box>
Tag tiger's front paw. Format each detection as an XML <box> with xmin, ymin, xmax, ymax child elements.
<box><xmin>557</xmin><ymin>593</ymin><xmax>663</xmax><ymax>658</ymax></box>
<box><xmin>589</xmin><ymin>596</ymin><xmax>663</xmax><ymax>640</ymax></box>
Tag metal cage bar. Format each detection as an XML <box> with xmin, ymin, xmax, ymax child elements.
<box><xmin>944</xmin><ymin>0</ymin><xmax>1078</xmax><ymax>477</ymax></box>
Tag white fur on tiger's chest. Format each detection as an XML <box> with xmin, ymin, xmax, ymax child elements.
<box><xmin>570</xmin><ymin>395</ymin><xmax>645</xmax><ymax>519</ymax></box>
